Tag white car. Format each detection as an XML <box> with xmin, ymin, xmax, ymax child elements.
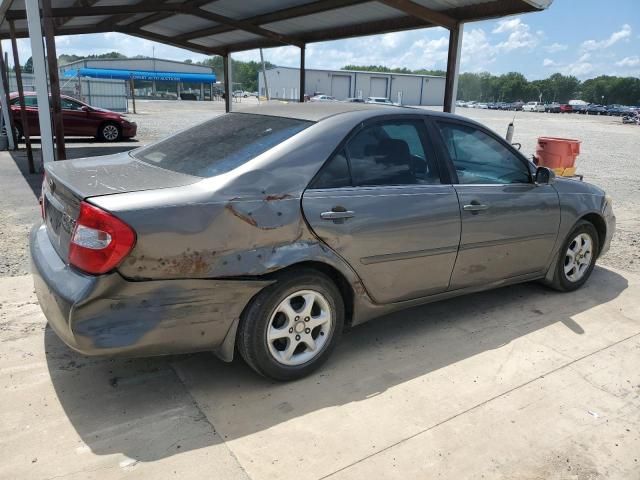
<box><xmin>475</xmin><ymin>103</ymin><xmax>489</xmax><ymax>109</ymax></box>
<box><xmin>365</xmin><ymin>97</ymin><xmax>394</xmax><ymax>105</ymax></box>
<box><xmin>310</xmin><ymin>95</ymin><xmax>338</xmax><ymax>102</ymax></box>
<box><xmin>523</xmin><ymin>101</ymin><xmax>545</xmax><ymax>112</ymax></box>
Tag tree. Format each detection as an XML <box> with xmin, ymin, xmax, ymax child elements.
<box><xmin>23</xmin><ymin>57</ymin><xmax>33</xmax><ymax>74</ymax></box>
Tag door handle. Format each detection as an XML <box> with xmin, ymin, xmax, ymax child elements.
<box><xmin>463</xmin><ymin>202</ymin><xmax>489</xmax><ymax>212</ymax></box>
<box><xmin>321</xmin><ymin>210</ymin><xmax>355</xmax><ymax>220</ymax></box>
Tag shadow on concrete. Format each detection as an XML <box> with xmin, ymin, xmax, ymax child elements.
<box><xmin>44</xmin><ymin>266</ymin><xmax>628</xmax><ymax>462</ymax></box>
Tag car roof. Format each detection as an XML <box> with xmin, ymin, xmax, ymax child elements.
<box><xmin>234</xmin><ymin>101</ymin><xmax>471</xmax><ymax>124</ymax></box>
<box><xmin>236</xmin><ymin>102</ymin><xmax>421</xmax><ymax>122</ymax></box>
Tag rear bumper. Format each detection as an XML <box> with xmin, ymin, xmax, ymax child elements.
<box><xmin>30</xmin><ymin>224</ymin><xmax>270</xmax><ymax>358</ymax></box>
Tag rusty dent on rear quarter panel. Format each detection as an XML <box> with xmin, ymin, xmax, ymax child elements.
<box><xmin>72</xmin><ymin>275</ymin><xmax>272</xmax><ymax>355</ymax></box>
<box><xmin>90</xmin><ymin>111</ymin><xmax>376</xmax><ymax>291</ymax></box>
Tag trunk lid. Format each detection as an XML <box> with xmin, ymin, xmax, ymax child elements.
<box><xmin>43</xmin><ymin>151</ymin><xmax>200</xmax><ymax>261</ymax></box>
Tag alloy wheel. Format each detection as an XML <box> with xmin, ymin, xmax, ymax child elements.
<box><xmin>102</xmin><ymin>124</ymin><xmax>119</xmax><ymax>141</ymax></box>
<box><xmin>564</xmin><ymin>232</ymin><xmax>593</xmax><ymax>282</ymax></box>
<box><xmin>266</xmin><ymin>289</ymin><xmax>333</xmax><ymax>366</ymax></box>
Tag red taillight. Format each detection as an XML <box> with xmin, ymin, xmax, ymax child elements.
<box><xmin>69</xmin><ymin>201</ymin><xmax>136</xmax><ymax>275</ymax></box>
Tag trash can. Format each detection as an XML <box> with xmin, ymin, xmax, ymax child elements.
<box><xmin>534</xmin><ymin>137</ymin><xmax>581</xmax><ymax>176</ymax></box>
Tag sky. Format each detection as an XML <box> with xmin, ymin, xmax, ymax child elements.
<box><xmin>2</xmin><ymin>0</ymin><xmax>639</xmax><ymax>80</ymax></box>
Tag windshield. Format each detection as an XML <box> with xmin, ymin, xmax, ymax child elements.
<box><xmin>132</xmin><ymin>113</ymin><xmax>312</xmax><ymax>178</ymax></box>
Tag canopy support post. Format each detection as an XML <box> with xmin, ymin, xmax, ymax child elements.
<box><xmin>299</xmin><ymin>44</ymin><xmax>305</xmax><ymax>102</ymax></box>
<box><xmin>9</xmin><ymin>20</ymin><xmax>35</xmax><ymax>173</ymax></box>
<box><xmin>25</xmin><ymin>0</ymin><xmax>54</xmax><ymax>166</ymax></box>
<box><xmin>223</xmin><ymin>54</ymin><xmax>231</xmax><ymax>113</ymax></box>
<box><xmin>0</xmin><ymin>43</ymin><xmax>16</xmax><ymax>150</ymax></box>
<box><xmin>42</xmin><ymin>0</ymin><xmax>66</xmax><ymax>160</ymax></box>
<box><xmin>443</xmin><ymin>22</ymin><xmax>463</xmax><ymax>113</ymax></box>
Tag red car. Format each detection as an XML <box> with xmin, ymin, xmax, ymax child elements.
<box><xmin>559</xmin><ymin>104</ymin><xmax>573</xmax><ymax>113</ymax></box>
<box><xmin>9</xmin><ymin>92</ymin><xmax>137</xmax><ymax>142</ymax></box>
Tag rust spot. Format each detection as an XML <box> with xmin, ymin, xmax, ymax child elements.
<box><xmin>225</xmin><ymin>203</ymin><xmax>258</xmax><ymax>227</ymax></box>
<box><xmin>265</xmin><ymin>193</ymin><xmax>292</xmax><ymax>201</ymax></box>
<box><xmin>164</xmin><ymin>250</ymin><xmax>216</xmax><ymax>276</ymax></box>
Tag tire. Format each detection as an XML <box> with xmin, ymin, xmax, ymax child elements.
<box><xmin>98</xmin><ymin>122</ymin><xmax>121</xmax><ymax>142</ymax></box>
<box><xmin>547</xmin><ymin>220</ymin><xmax>599</xmax><ymax>292</ymax></box>
<box><xmin>236</xmin><ymin>268</ymin><xmax>344</xmax><ymax>381</ymax></box>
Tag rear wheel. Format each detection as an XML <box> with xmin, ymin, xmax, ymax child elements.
<box><xmin>236</xmin><ymin>269</ymin><xmax>344</xmax><ymax>381</ymax></box>
<box><xmin>98</xmin><ymin>122</ymin><xmax>121</xmax><ymax>142</ymax></box>
<box><xmin>547</xmin><ymin>220</ymin><xmax>599</xmax><ymax>292</ymax></box>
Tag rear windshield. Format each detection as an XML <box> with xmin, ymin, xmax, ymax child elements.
<box><xmin>132</xmin><ymin>113</ymin><xmax>312</xmax><ymax>177</ymax></box>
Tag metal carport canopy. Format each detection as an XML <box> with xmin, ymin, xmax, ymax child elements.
<box><xmin>0</xmin><ymin>0</ymin><xmax>552</xmax><ymax>168</ymax></box>
<box><xmin>0</xmin><ymin>0</ymin><xmax>551</xmax><ymax>55</ymax></box>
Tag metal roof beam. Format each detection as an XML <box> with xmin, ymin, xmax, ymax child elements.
<box><xmin>377</xmin><ymin>0</ymin><xmax>456</xmax><ymax>30</ymax></box>
<box><xmin>175</xmin><ymin>0</ymin><xmax>370</xmax><ymax>42</ymax></box>
<box><xmin>94</xmin><ymin>0</ymin><xmax>173</xmax><ymax>30</ymax></box>
<box><xmin>120</xmin><ymin>0</ymin><xmax>213</xmax><ymax>31</ymax></box>
<box><xmin>220</xmin><ymin>14</ymin><xmax>431</xmax><ymax>53</ymax></box>
<box><xmin>6</xmin><ymin>3</ymin><xmax>185</xmax><ymax>20</ymax></box>
<box><xmin>191</xmin><ymin>8</ymin><xmax>303</xmax><ymax>47</ymax></box>
<box><xmin>113</xmin><ymin>26</ymin><xmax>220</xmax><ymax>56</ymax></box>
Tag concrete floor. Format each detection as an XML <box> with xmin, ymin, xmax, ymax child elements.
<box><xmin>1</xmin><ymin>100</ymin><xmax>639</xmax><ymax>479</ymax></box>
<box><xmin>2</xmin><ymin>268</ymin><xmax>639</xmax><ymax>479</ymax></box>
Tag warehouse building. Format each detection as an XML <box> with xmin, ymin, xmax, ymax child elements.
<box><xmin>258</xmin><ymin>66</ymin><xmax>445</xmax><ymax>106</ymax></box>
<box><xmin>60</xmin><ymin>58</ymin><xmax>217</xmax><ymax>101</ymax></box>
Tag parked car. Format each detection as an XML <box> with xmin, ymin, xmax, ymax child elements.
<box><xmin>31</xmin><ymin>103</ymin><xmax>615</xmax><ymax>380</ymax></box>
<box><xmin>544</xmin><ymin>103</ymin><xmax>561</xmax><ymax>113</ymax></box>
<box><xmin>8</xmin><ymin>92</ymin><xmax>136</xmax><ymax>142</ymax></box>
<box><xmin>475</xmin><ymin>103</ymin><xmax>489</xmax><ymax>109</ymax></box>
<box><xmin>606</xmin><ymin>105</ymin><xmax>630</xmax><ymax>116</ymax></box>
<box><xmin>572</xmin><ymin>104</ymin><xmax>588</xmax><ymax>114</ymax></box>
<box><xmin>586</xmin><ymin>104</ymin><xmax>607</xmax><ymax>115</ymax></box>
<box><xmin>344</xmin><ymin>97</ymin><xmax>365</xmax><ymax>103</ymax></box>
<box><xmin>509</xmin><ymin>101</ymin><xmax>525</xmax><ymax>111</ymax></box>
<box><xmin>365</xmin><ymin>97</ymin><xmax>394</xmax><ymax>105</ymax></box>
<box><xmin>310</xmin><ymin>95</ymin><xmax>337</xmax><ymax>102</ymax></box>
<box><xmin>522</xmin><ymin>101</ymin><xmax>545</xmax><ymax>112</ymax></box>
<box><xmin>233</xmin><ymin>90</ymin><xmax>249</xmax><ymax>98</ymax></box>
<box><xmin>559</xmin><ymin>104</ymin><xmax>573</xmax><ymax>113</ymax></box>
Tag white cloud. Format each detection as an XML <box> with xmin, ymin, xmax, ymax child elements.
<box><xmin>492</xmin><ymin>18</ymin><xmax>523</xmax><ymax>34</ymax></box>
<box><xmin>616</xmin><ymin>55</ymin><xmax>640</xmax><ymax>67</ymax></box>
<box><xmin>461</xmin><ymin>28</ymin><xmax>497</xmax><ymax>70</ymax></box>
<box><xmin>543</xmin><ymin>58</ymin><xmax>559</xmax><ymax>67</ymax></box>
<box><xmin>581</xmin><ymin>24</ymin><xmax>632</xmax><ymax>51</ymax></box>
<box><xmin>544</xmin><ymin>42</ymin><xmax>568</xmax><ymax>53</ymax></box>
<box><xmin>490</xmin><ymin>17</ymin><xmax>541</xmax><ymax>52</ymax></box>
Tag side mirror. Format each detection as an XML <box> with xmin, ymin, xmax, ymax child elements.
<box><xmin>81</xmin><ymin>105</ymin><xmax>90</xmax><ymax>112</ymax></box>
<box><xmin>535</xmin><ymin>166</ymin><xmax>555</xmax><ymax>185</ymax></box>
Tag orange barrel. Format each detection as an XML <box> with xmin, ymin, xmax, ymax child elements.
<box><xmin>535</xmin><ymin>137</ymin><xmax>581</xmax><ymax>173</ymax></box>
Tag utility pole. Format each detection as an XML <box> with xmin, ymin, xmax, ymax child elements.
<box><xmin>260</xmin><ymin>48</ymin><xmax>269</xmax><ymax>100</ymax></box>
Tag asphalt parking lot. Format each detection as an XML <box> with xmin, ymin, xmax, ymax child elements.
<box><xmin>1</xmin><ymin>99</ymin><xmax>639</xmax><ymax>479</ymax></box>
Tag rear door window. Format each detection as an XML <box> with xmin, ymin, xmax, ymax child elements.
<box><xmin>133</xmin><ymin>113</ymin><xmax>312</xmax><ymax>178</ymax></box>
<box><xmin>346</xmin><ymin>120</ymin><xmax>440</xmax><ymax>186</ymax></box>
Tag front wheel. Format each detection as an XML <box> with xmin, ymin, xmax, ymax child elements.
<box><xmin>98</xmin><ymin>122</ymin><xmax>121</xmax><ymax>142</ymax></box>
<box><xmin>547</xmin><ymin>221</ymin><xmax>599</xmax><ymax>292</ymax></box>
<box><xmin>236</xmin><ymin>269</ymin><xmax>344</xmax><ymax>381</ymax></box>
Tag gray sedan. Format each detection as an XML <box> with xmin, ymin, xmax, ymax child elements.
<box><xmin>31</xmin><ymin>103</ymin><xmax>615</xmax><ymax>380</ymax></box>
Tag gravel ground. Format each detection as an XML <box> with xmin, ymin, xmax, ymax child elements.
<box><xmin>1</xmin><ymin>99</ymin><xmax>638</xmax><ymax>276</ymax></box>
